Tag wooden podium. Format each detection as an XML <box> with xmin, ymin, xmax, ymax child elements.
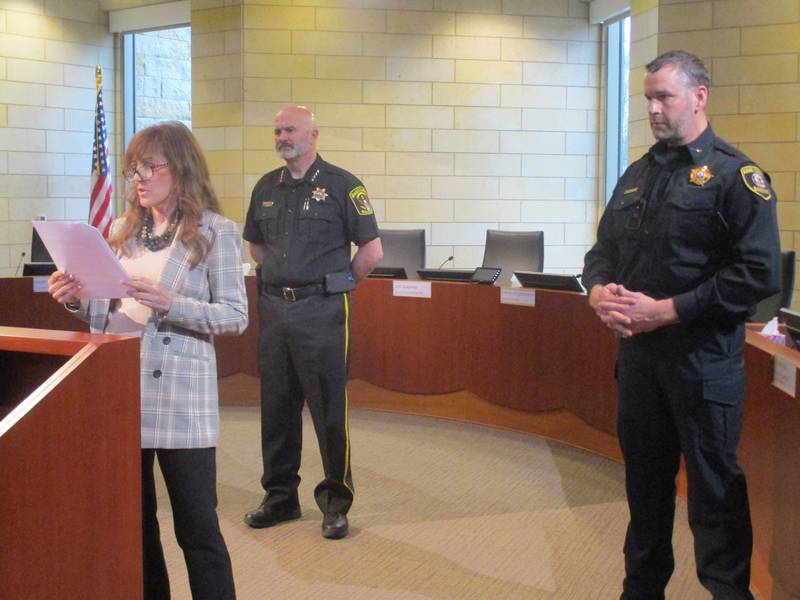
<box><xmin>0</xmin><ymin>327</ymin><xmax>142</xmax><ymax>600</ymax></box>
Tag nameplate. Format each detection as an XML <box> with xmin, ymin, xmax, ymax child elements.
<box><xmin>500</xmin><ymin>287</ymin><xmax>535</xmax><ymax>307</ymax></box>
<box><xmin>772</xmin><ymin>355</ymin><xmax>797</xmax><ymax>397</ymax></box>
<box><xmin>32</xmin><ymin>277</ymin><xmax>49</xmax><ymax>293</ymax></box>
<box><xmin>393</xmin><ymin>280</ymin><xmax>431</xmax><ymax>298</ymax></box>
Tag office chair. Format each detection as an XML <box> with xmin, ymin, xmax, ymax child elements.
<box><xmin>750</xmin><ymin>250</ymin><xmax>796</xmax><ymax>323</ymax></box>
<box><xmin>481</xmin><ymin>229</ymin><xmax>544</xmax><ymax>286</ymax></box>
<box><xmin>376</xmin><ymin>229</ymin><xmax>426</xmax><ymax>280</ymax></box>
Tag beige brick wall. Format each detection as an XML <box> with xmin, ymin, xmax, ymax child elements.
<box><xmin>192</xmin><ymin>0</ymin><xmax>245</xmax><ymax>233</ymax></box>
<box><xmin>626</xmin><ymin>0</ymin><xmax>800</xmax><ymax>308</ymax></box>
<box><xmin>0</xmin><ymin>1</ymin><xmax>116</xmax><ymax>276</ymax></box>
<box><xmin>222</xmin><ymin>0</ymin><xmax>601</xmax><ymax>272</ymax></box>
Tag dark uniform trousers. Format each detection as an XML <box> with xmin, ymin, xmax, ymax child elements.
<box><xmin>617</xmin><ymin>324</ymin><xmax>754</xmax><ymax>600</ymax></box>
<box><xmin>257</xmin><ymin>290</ymin><xmax>354</xmax><ymax>515</ymax></box>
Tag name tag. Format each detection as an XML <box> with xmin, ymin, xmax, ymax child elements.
<box><xmin>32</xmin><ymin>277</ymin><xmax>49</xmax><ymax>293</ymax></box>
<box><xmin>500</xmin><ymin>287</ymin><xmax>535</xmax><ymax>307</ymax></box>
<box><xmin>392</xmin><ymin>280</ymin><xmax>431</xmax><ymax>298</ymax></box>
<box><xmin>772</xmin><ymin>355</ymin><xmax>796</xmax><ymax>397</ymax></box>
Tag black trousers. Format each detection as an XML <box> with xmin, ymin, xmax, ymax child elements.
<box><xmin>257</xmin><ymin>291</ymin><xmax>354</xmax><ymax>514</ymax></box>
<box><xmin>142</xmin><ymin>448</ymin><xmax>236</xmax><ymax>600</ymax></box>
<box><xmin>617</xmin><ymin>325</ymin><xmax>754</xmax><ymax>600</ymax></box>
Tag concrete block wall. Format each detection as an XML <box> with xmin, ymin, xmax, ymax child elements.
<box><xmin>0</xmin><ymin>0</ymin><xmax>115</xmax><ymax>276</ymax></box>
<box><xmin>626</xmin><ymin>0</ymin><xmax>800</xmax><ymax>309</ymax></box>
<box><xmin>192</xmin><ymin>0</ymin><xmax>603</xmax><ymax>272</ymax></box>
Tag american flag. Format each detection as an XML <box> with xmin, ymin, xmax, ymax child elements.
<box><xmin>89</xmin><ymin>65</ymin><xmax>113</xmax><ymax>238</ymax></box>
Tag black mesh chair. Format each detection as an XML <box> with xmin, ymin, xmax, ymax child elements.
<box><xmin>750</xmin><ymin>250</ymin><xmax>796</xmax><ymax>323</ymax></box>
<box><xmin>481</xmin><ymin>229</ymin><xmax>544</xmax><ymax>286</ymax></box>
<box><xmin>376</xmin><ymin>229</ymin><xmax>426</xmax><ymax>280</ymax></box>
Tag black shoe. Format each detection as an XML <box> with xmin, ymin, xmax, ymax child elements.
<box><xmin>321</xmin><ymin>512</ymin><xmax>348</xmax><ymax>539</ymax></box>
<box><xmin>244</xmin><ymin>495</ymin><xmax>301</xmax><ymax>529</ymax></box>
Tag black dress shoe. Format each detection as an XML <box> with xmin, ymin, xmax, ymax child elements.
<box><xmin>244</xmin><ymin>496</ymin><xmax>301</xmax><ymax>529</ymax></box>
<box><xmin>321</xmin><ymin>512</ymin><xmax>348</xmax><ymax>539</ymax></box>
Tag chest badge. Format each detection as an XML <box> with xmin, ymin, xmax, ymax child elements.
<box><xmin>262</xmin><ymin>200</ymin><xmax>274</xmax><ymax>207</ymax></box>
<box><xmin>689</xmin><ymin>165</ymin><xmax>714</xmax><ymax>186</ymax></box>
<box><xmin>311</xmin><ymin>187</ymin><xmax>328</xmax><ymax>202</ymax></box>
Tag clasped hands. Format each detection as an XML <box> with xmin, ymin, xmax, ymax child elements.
<box><xmin>590</xmin><ymin>283</ymin><xmax>678</xmax><ymax>338</ymax></box>
<box><xmin>47</xmin><ymin>271</ymin><xmax>173</xmax><ymax>314</ymax></box>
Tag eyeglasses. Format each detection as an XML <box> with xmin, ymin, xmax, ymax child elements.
<box><xmin>123</xmin><ymin>161</ymin><xmax>169</xmax><ymax>182</ymax></box>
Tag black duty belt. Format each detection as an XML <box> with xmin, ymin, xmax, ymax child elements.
<box><xmin>264</xmin><ymin>283</ymin><xmax>325</xmax><ymax>302</ymax></box>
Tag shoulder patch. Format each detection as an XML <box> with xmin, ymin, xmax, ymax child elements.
<box><xmin>348</xmin><ymin>186</ymin><xmax>374</xmax><ymax>216</ymax></box>
<box><xmin>740</xmin><ymin>165</ymin><xmax>772</xmax><ymax>201</ymax></box>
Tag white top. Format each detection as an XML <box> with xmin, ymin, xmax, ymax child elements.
<box><xmin>105</xmin><ymin>239</ymin><xmax>171</xmax><ymax>335</ymax></box>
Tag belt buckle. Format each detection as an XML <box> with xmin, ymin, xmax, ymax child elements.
<box><xmin>281</xmin><ymin>287</ymin><xmax>296</xmax><ymax>302</ymax></box>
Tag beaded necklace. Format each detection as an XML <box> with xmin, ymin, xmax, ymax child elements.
<box><xmin>139</xmin><ymin>209</ymin><xmax>181</xmax><ymax>252</ymax></box>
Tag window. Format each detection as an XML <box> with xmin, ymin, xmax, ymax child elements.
<box><xmin>604</xmin><ymin>15</ymin><xmax>631</xmax><ymax>202</ymax></box>
<box><xmin>123</xmin><ymin>26</ymin><xmax>192</xmax><ymax>148</ymax></box>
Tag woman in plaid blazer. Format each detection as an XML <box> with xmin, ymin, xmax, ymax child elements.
<box><xmin>48</xmin><ymin>122</ymin><xmax>247</xmax><ymax>600</ymax></box>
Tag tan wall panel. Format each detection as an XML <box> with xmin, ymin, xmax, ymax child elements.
<box><xmin>433</xmin><ymin>82</ymin><xmax>499</xmax><ymax>107</ymax></box>
<box><xmin>659</xmin><ymin>1</ymin><xmax>713</xmax><ymax>32</ymax></box>
<box><xmin>712</xmin><ymin>54</ymin><xmax>798</xmax><ymax>86</ymax></box>
<box><xmin>433</xmin><ymin>35</ymin><xmax>500</xmax><ymax>60</ymax></box>
<box><xmin>363</xmin><ymin>128</ymin><xmax>431</xmax><ymax>151</ymax></box>
<box><xmin>740</xmin><ymin>83</ymin><xmax>800</xmax><ymax>114</ymax></box>
<box><xmin>364</xmin><ymin>81</ymin><xmax>432</xmax><ymax>105</ymax></box>
<box><xmin>292</xmin><ymin>79</ymin><xmax>362</xmax><ymax>104</ymax></box>
<box><xmin>363</xmin><ymin>33</ymin><xmax>432</xmax><ymax>58</ymax></box>
<box><xmin>740</xmin><ymin>23</ymin><xmax>800</xmax><ymax>55</ymax></box>
<box><xmin>713</xmin><ymin>0</ymin><xmax>800</xmax><ymax>28</ymax></box>
<box><xmin>243</xmin><ymin>30</ymin><xmax>291</xmax><ymax>54</ymax></box>
<box><xmin>242</xmin><ymin>6</ymin><xmax>314</xmax><ymax>30</ymax></box>
<box><xmin>387</xmin><ymin>11</ymin><xmax>455</xmax><ymax>35</ymax></box>
<box><xmin>386</xmin><ymin>151</ymin><xmax>454</xmax><ymax>175</ymax></box>
<box><xmin>292</xmin><ymin>31</ymin><xmax>362</xmax><ymax>56</ymax></box>
<box><xmin>455</xmin><ymin>13</ymin><xmax>523</xmax><ymax>37</ymax></box>
<box><xmin>432</xmin><ymin>129</ymin><xmax>499</xmax><ymax>153</ymax></box>
<box><xmin>386</xmin><ymin>105</ymin><xmax>453</xmax><ymax>128</ymax></box>
<box><xmin>711</xmin><ymin>113</ymin><xmax>797</xmax><ymax>143</ymax></box>
<box><xmin>455</xmin><ymin>199</ymin><xmax>521</xmax><ymax>221</ymax></box>
<box><xmin>315</xmin><ymin>103</ymin><xmax>386</xmax><ymax>127</ymax></box>
<box><xmin>315</xmin><ymin>8</ymin><xmax>386</xmax><ymax>33</ymax></box>
<box><xmin>385</xmin><ymin>198</ymin><xmax>453</xmax><ymax>222</ymax></box>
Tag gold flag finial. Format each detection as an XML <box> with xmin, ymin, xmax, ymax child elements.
<box><xmin>95</xmin><ymin>65</ymin><xmax>102</xmax><ymax>92</ymax></box>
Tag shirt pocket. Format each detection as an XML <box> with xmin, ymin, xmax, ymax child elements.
<box><xmin>666</xmin><ymin>186</ymin><xmax>721</xmax><ymax>249</ymax></box>
<box><xmin>607</xmin><ymin>191</ymin><xmax>646</xmax><ymax>253</ymax></box>
<box><xmin>298</xmin><ymin>201</ymin><xmax>339</xmax><ymax>241</ymax></box>
<box><xmin>254</xmin><ymin>203</ymin><xmax>280</xmax><ymax>239</ymax></box>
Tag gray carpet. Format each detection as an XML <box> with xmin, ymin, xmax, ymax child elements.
<box><xmin>157</xmin><ymin>407</ymin><xmax>709</xmax><ymax>599</ymax></box>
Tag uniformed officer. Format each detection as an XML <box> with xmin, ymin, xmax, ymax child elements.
<box><xmin>242</xmin><ymin>105</ymin><xmax>383</xmax><ymax>539</ymax></box>
<box><xmin>583</xmin><ymin>51</ymin><xmax>780</xmax><ymax>599</ymax></box>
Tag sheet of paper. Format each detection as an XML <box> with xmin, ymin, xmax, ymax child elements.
<box><xmin>33</xmin><ymin>221</ymin><xmax>131</xmax><ymax>299</ymax></box>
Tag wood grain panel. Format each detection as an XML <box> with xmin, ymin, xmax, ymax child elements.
<box><xmin>0</xmin><ymin>329</ymin><xmax>142</xmax><ymax>599</ymax></box>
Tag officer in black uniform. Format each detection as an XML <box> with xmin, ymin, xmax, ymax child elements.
<box><xmin>242</xmin><ymin>105</ymin><xmax>382</xmax><ymax>540</ymax></box>
<box><xmin>583</xmin><ymin>51</ymin><xmax>780</xmax><ymax>599</ymax></box>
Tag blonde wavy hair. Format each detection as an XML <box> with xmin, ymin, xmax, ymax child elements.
<box><xmin>110</xmin><ymin>121</ymin><xmax>221</xmax><ymax>268</ymax></box>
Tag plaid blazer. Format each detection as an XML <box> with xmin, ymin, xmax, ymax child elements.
<box><xmin>74</xmin><ymin>211</ymin><xmax>248</xmax><ymax>449</ymax></box>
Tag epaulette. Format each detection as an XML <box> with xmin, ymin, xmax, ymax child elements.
<box><xmin>713</xmin><ymin>137</ymin><xmax>741</xmax><ymax>158</ymax></box>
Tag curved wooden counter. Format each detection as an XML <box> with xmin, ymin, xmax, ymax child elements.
<box><xmin>350</xmin><ymin>279</ymin><xmax>619</xmax><ymax>434</ymax></box>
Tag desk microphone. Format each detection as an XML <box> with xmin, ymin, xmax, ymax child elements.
<box><xmin>14</xmin><ymin>251</ymin><xmax>26</xmax><ymax>276</ymax></box>
<box><xmin>437</xmin><ymin>255</ymin><xmax>454</xmax><ymax>269</ymax></box>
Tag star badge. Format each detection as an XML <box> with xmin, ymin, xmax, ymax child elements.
<box><xmin>311</xmin><ymin>187</ymin><xmax>328</xmax><ymax>202</ymax></box>
<box><xmin>689</xmin><ymin>165</ymin><xmax>713</xmax><ymax>186</ymax></box>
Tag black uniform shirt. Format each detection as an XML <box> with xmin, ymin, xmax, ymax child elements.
<box><xmin>243</xmin><ymin>154</ymin><xmax>379</xmax><ymax>287</ymax></box>
<box><xmin>583</xmin><ymin>126</ymin><xmax>780</xmax><ymax>326</ymax></box>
